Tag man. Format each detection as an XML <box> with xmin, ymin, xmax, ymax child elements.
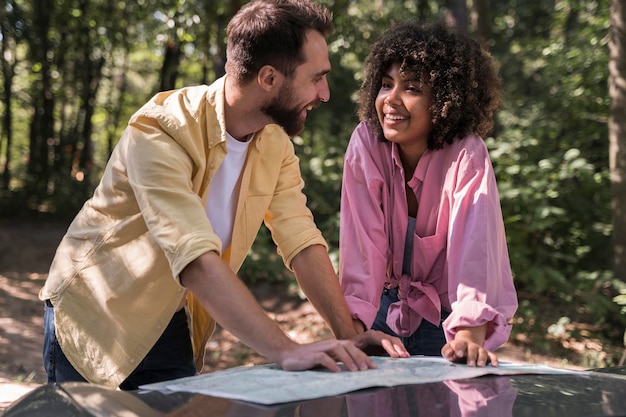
<box><xmin>40</xmin><ymin>0</ymin><xmax>408</xmax><ymax>390</ymax></box>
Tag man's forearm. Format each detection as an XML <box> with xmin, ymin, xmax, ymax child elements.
<box><xmin>291</xmin><ymin>245</ymin><xmax>358</xmax><ymax>339</ymax></box>
<box><xmin>180</xmin><ymin>251</ymin><xmax>297</xmax><ymax>361</ymax></box>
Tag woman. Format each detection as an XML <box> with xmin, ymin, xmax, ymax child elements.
<box><xmin>339</xmin><ymin>21</ymin><xmax>518</xmax><ymax>367</ymax></box>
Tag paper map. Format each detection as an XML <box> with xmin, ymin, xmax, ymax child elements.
<box><xmin>139</xmin><ymin>356</ymin><xmax>580</xmax><ymax>405</ymax></box>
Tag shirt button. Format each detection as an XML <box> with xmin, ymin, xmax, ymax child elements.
<box><xmin>130</xmin><ymin>358</ymin><xmax>136</xmax><ymax>364</ymax></box>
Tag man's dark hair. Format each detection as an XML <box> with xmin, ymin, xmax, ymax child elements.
<box><xmin>226</xmin><ymin>0</ymin><xmax>333</xmax><ymax>84</ymax></box>
<box><xmin>358</xmin><ymin>21</ymin><xmax>502</xmax><ymax>149</ymax></box>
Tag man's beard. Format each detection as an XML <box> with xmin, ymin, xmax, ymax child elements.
<box><xmin>261</xmin><ymin>83</ymin><xmax>307</xmax><ymax>136</ymax></box>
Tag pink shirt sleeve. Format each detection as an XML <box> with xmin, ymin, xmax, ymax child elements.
<box><xmin>339</xmin><ymin>123</ymin><xmax>392</xmax><ymax>328</ymax></box>
<box><xmin>437</xmin><ymin>136</ymin><xmax>518</xmax><ymax>350</ymax></box>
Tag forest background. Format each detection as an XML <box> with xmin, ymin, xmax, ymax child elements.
<box><xmin>1</xmin><ymin>0</ymin><xmax>626</xmax><ymax>371</ymax></box>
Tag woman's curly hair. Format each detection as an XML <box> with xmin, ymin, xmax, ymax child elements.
<box><xmin>358</xmin><ymin>21</ymin><xmax>502</xmax><ymax>149</ymax></box>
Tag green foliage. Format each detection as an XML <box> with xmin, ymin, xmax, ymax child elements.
<box><xmin>487</xmin><ymin>0</ymin><xmax>625</xmax><ymax>352</ymax></box>
<box><xmin>239</xmin><ymin>226</ymin><xmax>295</xmax><ymax>284</ymax></box>
<box><xmin>494</xmin><ymin>8</ymin><xmax>611</xmax><ymax>257</ymax></box>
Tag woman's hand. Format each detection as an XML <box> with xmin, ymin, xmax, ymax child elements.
<box><xmin>441</xmin><ymin>326</ymin><xmax>497</xmax><ymax>367</ymax></box>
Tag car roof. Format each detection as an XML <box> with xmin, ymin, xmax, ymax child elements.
<box><xmin>5</xmin><ymin>367</ymin><xmax>626</xmax><ymax>417</ymax></box>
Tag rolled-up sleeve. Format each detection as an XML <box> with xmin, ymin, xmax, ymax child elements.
<box><xmin>442</xmin><ymin>140</ymin><xmax>518</xmax><ymax>350</ymax></box>
<box><xmin>123</xmin><ymin>120</ymin><xmax>221</xmax><ymax>282</ymax></box>
<box><xmin>258</xmin><ymin>128</ymin><xmax>328</xmax><ymax>268</ymax></box>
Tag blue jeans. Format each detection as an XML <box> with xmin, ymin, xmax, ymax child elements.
<box><xmin>372</xmin><ymin>287</ymin><xmax>449</xmax><ymax>356</ymax></box>
<box><xmin>43</xmin><ymin>300</ymin><xmax>196</xmax><ymax>390</ymax></box>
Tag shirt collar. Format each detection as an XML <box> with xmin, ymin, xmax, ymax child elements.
<box><xmin>390</xmin><ymin>141</ymin><xmax>432</xmax><ymax>184</ymax></box>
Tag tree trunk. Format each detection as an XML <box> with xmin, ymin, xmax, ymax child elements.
<box><xmin>212</xmin><ymin>16</ymin><xmax>227</xmax><ymax>81</ymax></box>
<box><xmin>609</xmin><ymin>0</ymin><xmax>626</xmax><ymax>282</ymax></box>
<box><xmin>1</xmin><ymin>70</ymin><xmax>12</xmax><ymax>191</ymax></box>
<box><xmin>27</xmin><ymin>0</ymin><xmax>55</xmax><ymax>193</ymax></box>
<box><xmin>416</xmin><ymin>0</ymin><xmax>430</xmax><ymax>19</ymax></box>
<box><xmin>78</xmin><ymin>55</ymin><xmax>105</xmax><ymax>181</ymax></box>
<box><xmin>472</xmin><ymin>0</ymin><xmax>491</xmax><ymax>42</ymax></box>
<box><xmin>0</xmin><ymin>12</ymin><xmax>17</xmax><ymax>190</ymax></box>
<box><xmin>159</xmin><ymin>39</ymin><xmax>182</xmax><ymax>92</ymax></box>
<box><xmin>106</xmin><ymin>52</ymin><xmax>129</xmax><ymax>157</ymax></box>
<box><xmin>446</xmin><ymin>0</ymin><xmax>468</xmax><ymax>32</ymax></box>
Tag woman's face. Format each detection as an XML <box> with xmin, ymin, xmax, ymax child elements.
<box><xmin>375</xmin><ymin>63</ymin><xmax>433</xmax><ymax>149</ymax></box>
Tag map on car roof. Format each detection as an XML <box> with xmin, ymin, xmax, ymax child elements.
<box><xmin>139</xmin><ymin>356</ymin><xmax>581</xmax><ymax>405</ymax></box>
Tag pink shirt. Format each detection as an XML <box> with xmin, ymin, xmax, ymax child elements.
<box><xmin>339</xmin><ymin>122</ymin><xmax>518</xmax><ymax>350</ymax></box>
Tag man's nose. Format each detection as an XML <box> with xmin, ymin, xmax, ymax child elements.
<box><xmin>319</xmin><ymin>79</ymin><xmax>330</xmax><ymax>103</ymax></box>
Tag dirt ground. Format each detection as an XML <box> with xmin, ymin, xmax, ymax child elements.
<box><xmin>0</xmin><ymin>220</ymin><xmax>580</xmax><ymax>414</ymax></box>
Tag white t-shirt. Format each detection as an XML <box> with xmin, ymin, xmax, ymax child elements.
<box><xmin>205</xmin><ymin>132</ymin><xmax>251</xmax><ymax>249</ymax></box>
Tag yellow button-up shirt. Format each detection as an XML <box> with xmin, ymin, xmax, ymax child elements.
<box><xmin>39</xmin><ymin>76</ymin><xmax>327</xmax><ymax>388</ymax></box>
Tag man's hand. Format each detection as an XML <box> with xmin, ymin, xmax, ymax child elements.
<box><xmin>349</xmin><ymin>330</ymin><xmax>410</xmax><ymax>358</ymax></box>
<box><xmin>277</xmin><ymin>339</ymin><xmax>378</xmax><ymax>372</ymax></box>
<box><xmin>441</xmin><ymin>326</ymin><xmax>497</xmax><ymax>367</ymax></box>
<box><xmin>181</xmin><ymin>252</ymin><xmax>379</xmax><ymax>374</ymax></box>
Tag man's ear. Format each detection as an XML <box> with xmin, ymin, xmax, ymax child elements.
<box><xmin>257</xmin><ymin>65</ymin><xmax>281</xmax><ymax>92</ymax></box>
